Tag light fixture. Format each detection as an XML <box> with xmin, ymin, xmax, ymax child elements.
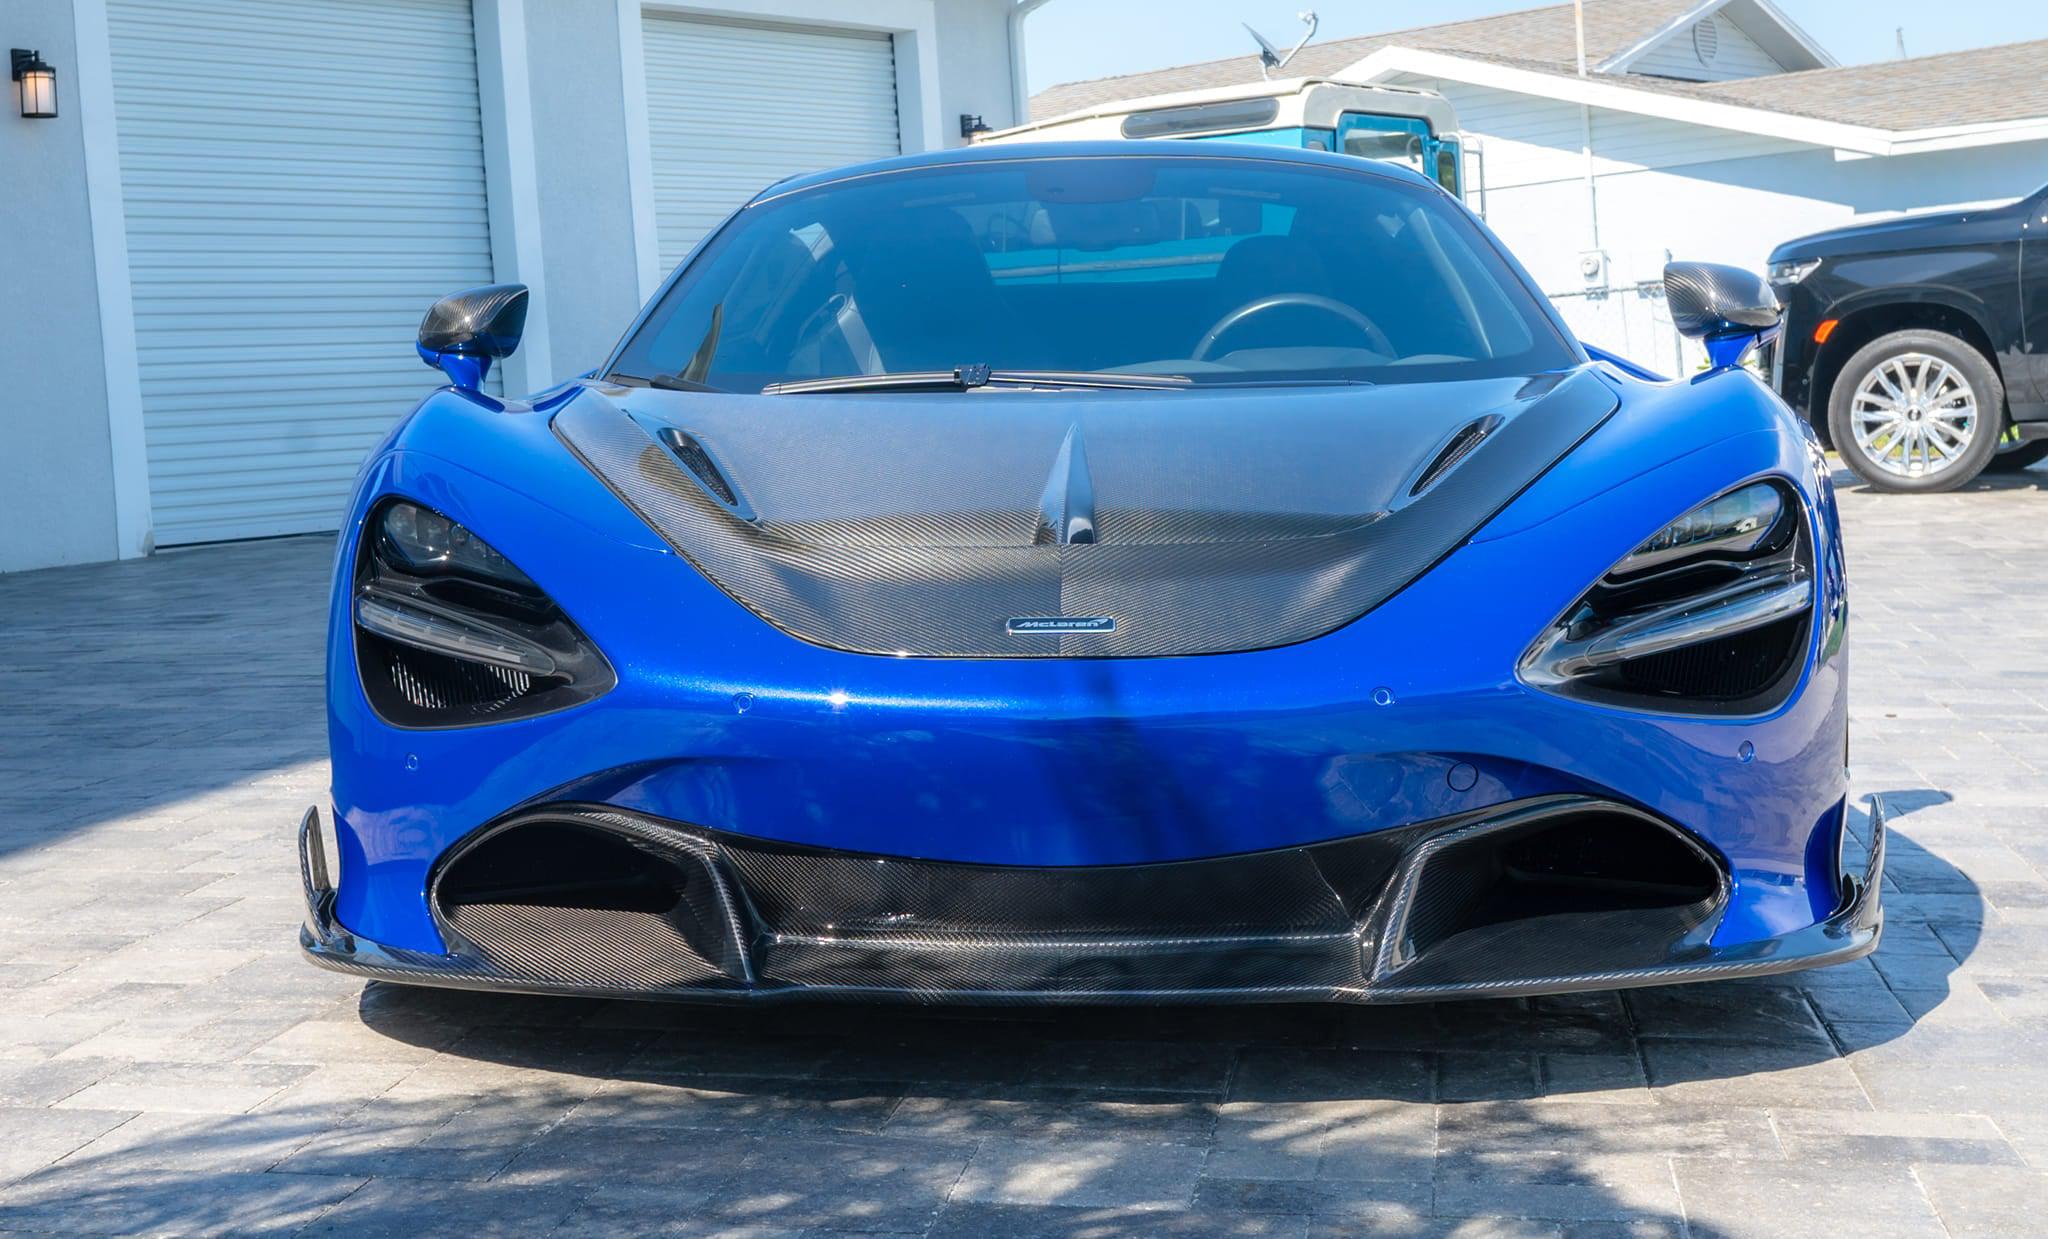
<box><xmin>11</xmin><ymin>49</ymin><xmax>56</xmax><ymax>119</ymax></box>
<box><xmin>959</xmin><ymin>113</ymin><xmax>991</xmax><ymax>140</ymax></box>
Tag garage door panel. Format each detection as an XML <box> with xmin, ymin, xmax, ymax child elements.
<box><xmin>115</xmin><ymin>126</ymin><xmax>487</xmax><ymax>157</ymax></box>
<box><xmin>110</xmin><ymin>0</ymin><xmax>496</xmax><ymax>545</ymax></box>
<box><xmin>643</xmin><ymin>13</ymin><xmax>900</xmax><ymax>270</ymax></box>
<box><xmin>106</xmin><ymin>76</ymin><xmax>488</xmax><ymax>111</ymax></box>
<box><xmin>116</xmin><ymin>158</ymin><xmax>486</xmax><ymax>186</ymax></box>
<box><xmin>113</xmin><ymin>3</ymin><xmax>477</xmax><ymax>48</ymax></box>
<box><xmin>121</xmin><ymin>207</ymin><xmax>494</xmax><ymax>234</ymax></box>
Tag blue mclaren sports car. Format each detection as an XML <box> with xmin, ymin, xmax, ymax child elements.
<box><xmin>300</xmin><ymin>142</ymin><xmax>1882</xmax><ymax>1004</ymax></box>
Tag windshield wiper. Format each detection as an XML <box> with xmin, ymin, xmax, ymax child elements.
<box><xmin>646</xmin><ymin>372</ymin><xmax>724</xmax><ymax>393</ymax></box>
<box><xmin>602</xmin><ymin>372</ymin><xmax>727</xmax><ymax>393</ymax></box>
<box><xmin>760</xmin><ymin>366</ymin><xmax>1194</xmax><ymax>395</ymax></box>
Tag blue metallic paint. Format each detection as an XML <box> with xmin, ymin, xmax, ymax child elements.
<box><xmin>1703</xmin><ymin>322</ymin><xmax>1785</xmax><ymax>371</ymax></box>
<box><xmin>326</xmin><ymin>357</ymin><xmax>1846</xmax><ymax>962</ymax></box>
<box><xmin>416</xmin><ymin>342</ymin><xmax>492</xmax><ymax>392</ymax></box>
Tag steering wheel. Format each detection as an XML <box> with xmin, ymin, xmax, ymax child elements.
<box><xmin>1191</xmin><ymin>293</ymin><xmax>1395</xmax><ymax>362</ymax></box>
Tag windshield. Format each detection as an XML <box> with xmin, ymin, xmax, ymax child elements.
<box><xmin>608</xmin><ymin>154</ymin><xmax>1576</xmax><ymax>393</ymax></box>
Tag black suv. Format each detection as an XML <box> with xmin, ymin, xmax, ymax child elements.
<box><xmin>1768</xmin><ymin>181</ymin><xmax>2048</xmax><ymax>492</ymax></box>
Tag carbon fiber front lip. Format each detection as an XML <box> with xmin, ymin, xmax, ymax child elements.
<box><xmin>298</xmin><ymin>798</ymin><xmax>1884</xmax><ymax>1005</ymax></box>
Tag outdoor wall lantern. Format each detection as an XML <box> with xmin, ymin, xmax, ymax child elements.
<box><xmin>11</xmin><ymin>49</ymin><xmax>57</xmax><ymax>119</ymax></box>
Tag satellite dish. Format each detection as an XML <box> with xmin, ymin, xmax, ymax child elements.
<box><xmin>1244</xmin><ymin>11</ymin><xmax>1319</xmax><ymax>79</ymax></box>
<box><xmin>1244</xmin><ymin>23</ymin><xmax>1284</xmax><ymax>71</ymax></box>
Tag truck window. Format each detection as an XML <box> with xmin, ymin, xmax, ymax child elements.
<box><xmin>1338</xmin><ymin>113</ymin><xmax>1460</xmax><ymax>196</ymax></box>
<box><xmin>1338</xmin><ymin>114</ymin><xmax>1429</xmax><ymax>177</ymax></box>
<box><xmin>1120</xmin><ymin>98</ymin><xmax>1281</xmax><ymax>138</ymax></box>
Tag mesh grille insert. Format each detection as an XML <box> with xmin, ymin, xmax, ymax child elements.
<box><xmin>1617</xmin><ymin>615</ymin><xmax>1805</xmax><ymax>701</ymax></box>
<box><xmin>365</xmin><ymin>632</ymin><xmax>538</xmax><ymax>718</ymax></box>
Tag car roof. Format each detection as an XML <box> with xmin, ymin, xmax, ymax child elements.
<box><xmin>753</xmin><ymin>139</ymin><xmax>1433</xmax><ymax>204</ymax></box>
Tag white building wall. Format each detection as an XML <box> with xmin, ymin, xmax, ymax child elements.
<box><xmin>1565</xmin><ymin>139</ymin><xmax>2048</xmax><ymax>372</ymax></box>
<box><xmin>1391</xmin><ymin>71</ymin><xmax>2048</xmax><ymax>374</ymax></box>
<box><xmin>0</xmin><ymin>0</ymin><xmax>126</xmax><ymax>572</ymax></box>
<box><xmin>523</xmin><ymin>0</ymin><xmax>646</xmax><ymax>382</ymax></box>
<box><xmin>935</xmin><ymin>0</ymin><xmax>1028</xmax><ymax>132</ymax></box>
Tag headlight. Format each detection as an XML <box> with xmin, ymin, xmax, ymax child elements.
<box><xmin>354</xmin><ymin>500</ymin><xmax>612</xmax><ymax>727</ymax></box>
<box><xmin>1520</xmin><ymin>482</ymin><xmax>1812</xmax><ymax>713</ymax></box>
<box><xmin>378</xmin><ymin>501</ymin><xmax>536</xmax><ymax>590</ymax></box>
<box><xmin>1612</xmin><ymin>483</ymin><xmax>1783</xmax><ymax>576</ymax></box>
<box><xmin>1767</xmin><ymin>258</ymin><xmax>1820</xmax><ymax>285</ymax></box>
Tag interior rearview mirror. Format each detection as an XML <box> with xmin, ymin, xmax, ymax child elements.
<box><xmin>1663</xmin><ymin>262</ymin><xmax>1782</xmax><ymax>371</ymax></box>
<box><xmin>417</xmin><ymin>284</ymin><xmax>529</xmax><ymax>390</ymax></box>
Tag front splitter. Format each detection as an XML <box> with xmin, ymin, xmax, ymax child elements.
<box><xmin>298</xmin><ymin>797</ymin><xmax>1884</xmax><ymax>1006</ymax></box>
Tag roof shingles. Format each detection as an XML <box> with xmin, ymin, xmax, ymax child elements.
<box><xmin>1029</xmin><ymin>0</ymin><xmax>1699</xmax><ymax>118</ymax></box>
<box><xmin>1698</xmin><ymin>39</ymin><xmax>2048</xmax><ymax>129</ymax></box>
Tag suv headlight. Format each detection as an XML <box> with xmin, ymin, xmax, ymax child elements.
<box><xmin>353</xmin><ymin>500</ymin><xmax>613</xmax><ymax>727</ymax></box>
<box><xmin>1767</xmin><ymin>258</ymin><xmax>1821</xmax><ymax>285</ymax></box>
<box><xmin>1520</xmin><ymin>482</ymin><xmax>1812</xmax><ymax>713</ymax></box>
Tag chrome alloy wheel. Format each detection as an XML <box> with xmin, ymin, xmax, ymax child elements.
<box><xmin>1849</xmin><ymin>352</ymin><xmax>1979</xmax><ymax>480</ymax></box>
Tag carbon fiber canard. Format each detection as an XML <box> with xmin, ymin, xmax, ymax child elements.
<box><xmin>553</xmin><ymin>370</ymin><xmax>1616</xmax><ymax>657</ymax></box>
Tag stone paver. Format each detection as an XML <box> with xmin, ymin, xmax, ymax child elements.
<box><xmin>2</xmin><ymin>464</ymin><xmax>2047</xmax><ymax>1236</ymax></box>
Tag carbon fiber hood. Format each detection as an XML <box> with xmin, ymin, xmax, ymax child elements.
<box><xmin>555</xmin><ymin>368</ymin><xmax>1616</xmax><ymax>657</ymax></box>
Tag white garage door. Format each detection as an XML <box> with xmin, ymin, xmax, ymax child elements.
<box><xmin>108</xmin><ymin>0</ymin><xmax>498</xmax><ymax>545</ymax></box>
<box><xmin>643</xmin><ymin>14</ymin><xmax>901</xmax><ymax>270</ymax></box>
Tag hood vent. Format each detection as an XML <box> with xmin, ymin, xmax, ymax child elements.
<box><xmin>658</xmin><ymin>428</ymin><xmax>747</xmax><ymax>515</ymax></box>
<box><xmin>1410</xmin><ymin>415</ymin><xmax>1504</xmax><ymax>498</ymax></box>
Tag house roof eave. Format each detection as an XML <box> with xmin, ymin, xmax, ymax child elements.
<box><xmin>1344</xmin><ymin>46</ymin><xmax>2048</xmax><ymax>157</ymax></box>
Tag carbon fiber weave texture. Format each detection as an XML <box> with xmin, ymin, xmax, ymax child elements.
<box><xmin>552</xmin><ymin>372</ymin><xmax>1616</xmax><ymax>657</ymax></box>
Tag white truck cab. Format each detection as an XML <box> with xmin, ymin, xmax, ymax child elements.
<box><xmin>982</xmin><ymin>77</ymin><xmax>1464</xmax><ymax>197</ymax></box>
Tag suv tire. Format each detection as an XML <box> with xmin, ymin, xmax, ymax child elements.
<box><xmin>1827</xmin><ymin>329</ymin><xmax>2004</xmax><ymax>493</ymax></box>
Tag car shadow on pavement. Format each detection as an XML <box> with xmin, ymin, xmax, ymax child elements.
<box><xmin>233</xmin><ymin>795</ymin><xmax>1969</xmax><ymax>1235</ymax></box>
<box><xmin>0</xmin><ymin>797</ymin><xmax>1980</xmax><ymax>1235</ymax></box>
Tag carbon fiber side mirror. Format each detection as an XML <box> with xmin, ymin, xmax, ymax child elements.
<box><xmin>417</xmin><ymin>284</ymin><xmax>529</xmax><ymax>390</ymax></box>
<box><xmin>1664</xmin><ymin>263</ymin><xmax>1782</xmax><ymax>370</ymax></box>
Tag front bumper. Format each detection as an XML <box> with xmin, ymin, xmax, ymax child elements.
<box><xmin>300</xmin><ymin>794</ymin><xmax>1884</xmax><ymax>1005</ymax></box>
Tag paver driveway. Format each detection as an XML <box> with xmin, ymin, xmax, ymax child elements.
<box><xmin>2</xmin><ymin>467</ymin><xmax>2047</xmax><ymax>1238</ymax></box>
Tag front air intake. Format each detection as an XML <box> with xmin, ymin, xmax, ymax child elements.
<box><xmin>414</xmin><ymin>798</ymin><xmax>1737</xmax><ymax>1002</ymax></box>
<box><xmin>433</xmin><ymin>817</ymin><xmax>749</xmax><ymax>988</ymax></box>
<box><xmin>1375</xmin><ymin>805</ymin><xmax>1726</xmax><ymax>991</ymax></box>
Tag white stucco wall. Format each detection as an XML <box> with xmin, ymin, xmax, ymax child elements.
<box><xmin>0</xmin><ymin>0</ymin><xmax>124</xmax><ymax>573</ymax></box>
<box><xmin>523</xmin><ymin>0</ymin><xmax>646</xmax><ymax>381</ymax></box>
<box><xmin>934</xmin><ymin>0</ymin><xmax>1026</xmax><ymax>132</ymax></box>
